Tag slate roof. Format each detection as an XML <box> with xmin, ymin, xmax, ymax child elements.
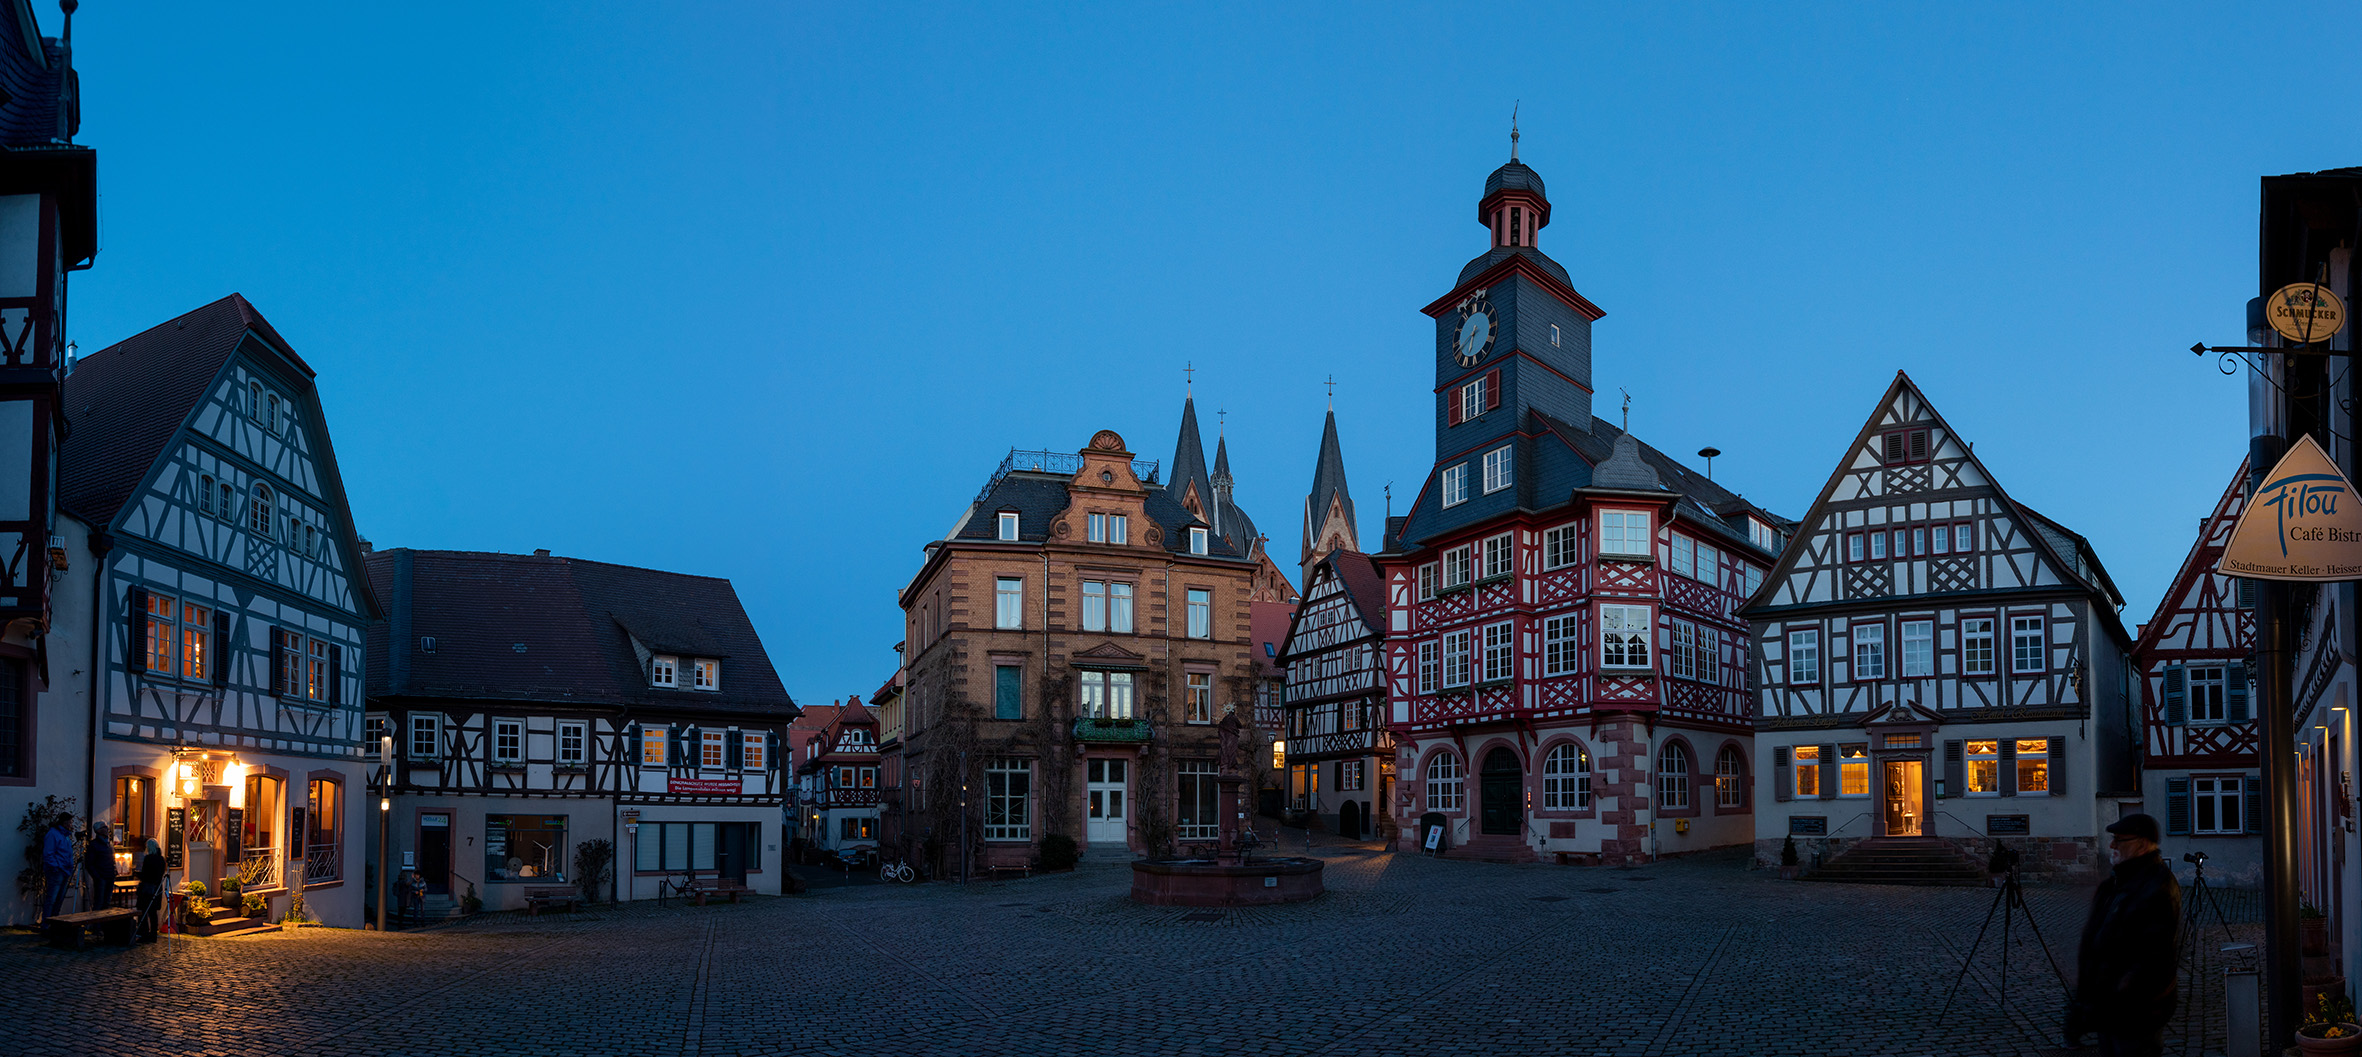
<box><xmin>1302</xmin><ymin>409</ymin><xmax>1355</xmax><ymax>549</ymax></box>
<box><xmin>0</xmin><ymin>0</ymin><xmax>69</xmax><ymax>148</ymax></box>
<box><xmin>366</xmin><ymin>548</ymin><xmax>797</xmax><ymax>719</ymax></box>
<box><xmin>1168</xmin><ymin>395</ymin><xmax>1214</xmax><ymax>517</ymax></box>
<box><xmin>951</xmin><ymin>469</ymin><xmax>1253</xmax><ymax>560</ymax></box>
<box><xmin>1209</xmin><ymin>434</ymin><xmax>1260</xmax><ymax>553</ymax></box>
<box><xmin>61</xmin><ymin>295</ymin><xmax>310</xmax><ymax>527</ymax></box>
<box><xmin>1329</xmin><ymin>550</ymin><xmax>1386</xmax><ymax>622</ymax></box>
<box><xmin>1456</xmin><ymin>245</ymin><xmax>1572</xmax><ymax>288</ymax></box>
<box><xmin>1483</xmin><ymin>160</ymin><xmax>1545</xmax><ymax>200</ymax></box>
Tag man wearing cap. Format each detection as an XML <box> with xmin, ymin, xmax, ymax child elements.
<box><xmin>2069</xmin><ymin>813</ymin><xmax>2182</xmax><ymax>1055</ymax></box>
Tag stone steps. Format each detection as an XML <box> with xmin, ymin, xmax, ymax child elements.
<box><xmin>1446</xmin><ymin>834</ymin><xmax>1540</xmax><ymax>864</ymax></box>
<box><xmin>1811</xmin><ymin>838</ymin><xmax>1990</xmax><ymax>887</ymax></box>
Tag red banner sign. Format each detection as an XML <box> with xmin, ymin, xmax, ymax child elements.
<box><xmin>668</xmin><ymin>778</ymin><xmax>742</xmax><ymax>795</ymax></box>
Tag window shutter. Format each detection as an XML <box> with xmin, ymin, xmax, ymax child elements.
<box><xmin>2228</xmin><ymin>662</ymin><xmax>2250</xmax><ymax>723</ymax></box>
<box><xmin>2165</xmin><ymin>778</ymin><xmax>2191</xmax><ymax>835</ymax></box>
<box><xmin>1908</xmin><ymin>429</ymin><xmax>1928</xmax><ymax>461</ymax></box>
<box><xmin>1484</xmin><ymin>369</ymin><xmax>1501</xmax><ymax>411</ymax></box>
<box><xmin>267</xmin><ymin>628</ymin><xmax>285</xmax><ymax>696</ymax></box>
<box><xmin>1817</xmin><ymin>743</ymin><xmax>1836</xmax><ymax>800</ymax></box>
<box><xmin>2238</xmin><ymin>577</ymin><xmax>2258</xmax><ymax>609</ymax></box>
<box><xmin>1943</xmin><ymin>740</ymin><xmax>1965</xmax><ymax>800</ymax></box>
<box><xmin>2164</xmin><ymin>664</ymin><xmax>2186</xmax><ymax>726</ymax></box>
<box><xmin>1447</xmin><ymin>393</ymin><xmax>1463</xmax><ymax>427</ymax></box>
<box><xmin>328</xmin><ymin>645</ymin><xmax>343</xmax><ymax>705</ymax></box>
<box><xmin>125</xmin><ymin>586</ymin><xmax>148</xmax><ymax>673</ymax></box>
<box><xmin>1882</xmin><ymin>433</ymin><xmax>1904</xmax><ymax>463</ymax></box>
<box><xmin>2246</xmin><ymin>776</ymin><xmax>2263</xmax><ymax>835</ymax></box>
<box><xmin>767</xmin><ymin>731</ymin><xmax>780</xmax><ymax>769</ymax></box>
<box><xmin>1999</xmin><ymin>739</ymin><xmax>2018</xmax><ymax>796</ymax></box>
<box><xmin>212</xmin><ymin>610</ymin><xmax>231</xmax><ymax>687</ymax></box>
<box><xmin>1773</xmin><ymin>746</ymin><xmax>1791</xmax><ymax>802</ymax></box>
<box><xmin>726</xmin><ymin>729</ymin><xmax>742</xmax><ymax>771</ymax></box>
<box><xmin>2047</xmin><ymin>738</ymin><xmax>2065</xmax><ymax>797</ymax></box>
<box><xmin>671</xmin><ymin>726</ymin><xmax>688</xmax><ymax>768</ymax></box>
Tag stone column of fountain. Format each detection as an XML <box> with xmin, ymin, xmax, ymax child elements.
<box><xmin>1129</xmin><ymin>710</ymin><xmax>1324</xmax><ymax>906</ymax></box>
<box><xmin>1217</xmin><ymin>713</ymin><xmax>1244</xmax><ymax>867</ymax></box>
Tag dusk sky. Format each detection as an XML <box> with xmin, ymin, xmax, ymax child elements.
<box><xmin>61</xmin><ymin>3</ymin><xmax>2362</xmax><ymax>706</ymax></box>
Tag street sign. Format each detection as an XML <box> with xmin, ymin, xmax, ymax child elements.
<box><xmin>2222</xmin><ymin>434</ymin><xmax>2362</xmax><ymax>581</ymax></box>
<box><xmin>2264</xmin><ymin>283</ymin><xmax>2347</xmax><ymax>345</ymax></box>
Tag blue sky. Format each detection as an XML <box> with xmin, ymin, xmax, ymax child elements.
<box><xmin>62</xmin><ymin>3</ymin><xmax>2362</xmax><ymax>704</ymax></box>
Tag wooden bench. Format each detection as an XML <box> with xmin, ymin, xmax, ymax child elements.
<box><xmin>46</xmin><ymin>908</ymin><xmax>136</xmax><ymax>950</ymax></box>
<box><xmin>985</xmin><ymin>864</ymin><xmax>1034</xmax><ymax>882</ymax></box>
<box><xmin>522</xmin><ymin>887</ymin><xmax>580</xmax><ymax>915</ymax></box>
<box><xmin>683</xmin><ymin>877</ymin><xmax>748</xmax><ymax>906</ymax></box>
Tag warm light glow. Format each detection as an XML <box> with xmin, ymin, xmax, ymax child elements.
<box><xmin>224</xmin><ymin>765</ymin><xmax>248</xmax><ymax>807</ymax></box>
<box><xmin>379</xmin><ymin>798</ymin><xmax>390</xmax><ymax>812</ymax></box>
<box><xmin>178</xmin><ymin>763</ymin><xmax>195</xmax><ymax>780</ymax></box>
<box><xmin>1272</xmin><ymin>741</ymin><xmax>1286</xmax><ymax>768</ymax></box>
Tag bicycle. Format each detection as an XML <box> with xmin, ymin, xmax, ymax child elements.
<box><xmin>657</xmin><ymin>871</ymin><xmax>693</xmax><ymax>908</ymax></box>
<box><xmin>879</xmin><ymin>856</ymin><xmax>918</xmax><ymax>884</ymax></box>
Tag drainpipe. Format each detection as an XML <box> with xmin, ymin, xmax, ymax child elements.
<box><xmin>83</xmin><ymin>531</ymin><xmax>111</xmax><ymax>854</ymax></box>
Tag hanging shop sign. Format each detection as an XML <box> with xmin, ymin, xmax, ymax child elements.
<box><xmin>2264</xmin><ymin>282</ymin><xmax>2347</xmax><ymax>345</ymax></box>
<box><xmin>2222</xmin><ymin>434</ymin><xmax>2362</xmax><ymax>581</ymax></box>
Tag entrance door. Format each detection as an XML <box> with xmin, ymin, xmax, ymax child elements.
<box><xmin>1338</xmin><ymin>800</ymin><xmax>1361</xmax><ymax>839</ymax></box>
<box><xmin>1479</xmin><ymin>749</ymin><xmax>1523</xmax><ymax>836</ymax></box>
<box><xmin>418</xmin><ymin>812</ymin><xmax>452</xmax><ymax>894</ymax></box>
<box><xmin>1882</xmin><ymin>761</ymin><xmax>1923</xmax><ymax>837</ymax></box>
<box><xmin>1086</xmin><ymin>758</ymin><xmax>1128</xmax><ymax>845</ymax></box>
<box><xmin>718</xmin><ymin>822</ymin><xmax>749</xmax><ymax>883</ymax></box>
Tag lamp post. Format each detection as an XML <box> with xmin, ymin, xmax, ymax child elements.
<box><xmin>958</xmin><ymin>749</ymin><xmax>968</xmax><ymax>885</ymax></box>
<box><xmin>621</xmin><ymin>809</ymin><xmax>639</xmax><ymax>904</ymax></box>
<box><xmin>375</xmin><ymin>735</ymin><xmax>391</xmax><ymax>932</ymax></box>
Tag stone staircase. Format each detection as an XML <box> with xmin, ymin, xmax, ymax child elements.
<box><xmin>183</xmin><ymin>904</ymin><xmax>277</xmax><ymax>938</ymax></box>
<box><xmin>1446</xmin><ymin>833</ymin><xmax>1540</xmax><ymax>864</ymax></box>
<box><xmin>1810</xmin><ymin>838</ymin><xmax>1990</xmax><ymax>887</ymax></box>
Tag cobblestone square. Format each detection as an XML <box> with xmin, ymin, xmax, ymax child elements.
<box><xmin>2</xmin><ymin>842</ymin><xmax>2261</xmax><ymax>1057</ymax></box>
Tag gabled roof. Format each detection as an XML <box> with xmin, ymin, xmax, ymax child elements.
<box><xmin>2132</xmin><ymin>460</ymin><xmax>2252</xmax><ymax>658</ymax></box>
<box><xmin>365</xmin><ymin>548</ymin><xmax>797</xmax><ymax>719</ymax></box>
<box><xmin>1167</xmin><ymin>395</ymin><xmax>1214</xmax><ymax>517</ymax></box>
<box><xmin>1276</xmin><ymin>550</ymin><xmax>1385</xmax><ymax>663</ymax></box>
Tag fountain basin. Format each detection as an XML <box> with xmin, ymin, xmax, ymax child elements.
<box><xmin>1129</xmin><ymin>856</ymin><xmax>1325</xmax><ymax>906</ymax></box>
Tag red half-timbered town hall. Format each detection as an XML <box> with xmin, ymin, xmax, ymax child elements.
<box><xmin>1379</xmin><ymin>141</ymin><xmax>1792</xmax><ymax>865</ymax></box>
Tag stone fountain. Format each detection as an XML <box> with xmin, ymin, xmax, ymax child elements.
<box><xmin>1129</xmin><ymin>713</ymin><xmax>1324</xmax><ymax>906</ymax></box>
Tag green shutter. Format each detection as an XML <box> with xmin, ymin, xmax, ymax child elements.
<box><xmin>2164</xmin><ymin>664</ymin><xmax>2186</xmax><ymax>726</ymax></box>
<box><xmin>2166</xmin><ymin>778</ymin><xmax>2191</xmax><ymax>835</ymax></box>
<box><xmin>2227</xmin><ymin>662</ymin><xmax>2250</xmax><ymax>723</ymax></box>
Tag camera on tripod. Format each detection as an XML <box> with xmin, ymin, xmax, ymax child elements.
<box><xmin>1987</xmin><ymin>843</ymin><xmax>2023</xmax><ymax>874</ymax></box>
<box><xmin>2183</xmin><ymin>851</ymin><xmax>2208</xmax><ymax>865</ymax></box>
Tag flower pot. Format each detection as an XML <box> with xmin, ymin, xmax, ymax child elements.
<box><xmin>2304</xmin><ymin>979</ymin><xmax>2348</xmax><ymax>1018</ymax></box>
<box><xmin>2296</xmin><ymin>1023</ymin><xmax>2362</xmax><ymax>1055</ymax></box>
<box><xmin>2306</xmin><ymin>918</ymin><xmax>2332</xmax><ymax>956</ymax></box>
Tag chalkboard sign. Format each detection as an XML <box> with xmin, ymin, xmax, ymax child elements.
<box><xmin>290</xmin><ymin>807</ymin><xmax>306</xmax><ymax>858</ymax></box>
<box><xmin>1789</xmin><ymin>815</ymin><xmax>1829</xmax><ymax>836</ymax></box>
<box><xmin>1986</xmin><ymin>814</ymin><xmax>2031</xmax><ymax>836</ymax></box>
<box><xmin>224</xmin><ymin>807</ymin><xmax>243</xmax><ymax>862</ymax></box>
<box><xmin>165</xmin><ymin>807</ymin><xmax>186</xmax><ymax>869</ymax></box>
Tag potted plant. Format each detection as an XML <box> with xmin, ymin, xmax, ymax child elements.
<box><xmin>2306</xmin><ymin>901</ymin><xmax>2332</xmax><ymax>955</ymax></box>
<box><xmin>2298</xmin><ymin>991</ymin><xmax>2362</xmax><ymax>1055</ymax></box>
<box><xmin>177</xmin><ymin>880</ymin><xmax>210</xmax><ymax>929</ymax></box>
<box><xmin>1778</xmin><ymin>836</ymin><xmax>1800</xmax><ymax>881</ymax></box>
<box><xmin>282</xmin><ymin>891</ymin><xmax>308</xmax><ymax>931</ymax></box>
<box><xmin>217</xmin><ymin>877</ymin><xmax>242</xmax><ymax>910</ymax></box>
<box><xmin>241</xmin><ymin>891</ymin><xmax>268</xmax><ymax>919</ymax></box>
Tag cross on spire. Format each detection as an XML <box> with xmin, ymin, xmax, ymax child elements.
<box><xmin>1217</xmin><ymin>408</ymin><xmax>1227</xmax><ymax>435</ymax></box>
<box><xmin>1184</xmin><ymin>361</ymin><xmax>1194</xmax><ymax>394</ymax></box>
<box><xmin>1325</xmin><ymin>374</ymin><xmax>1336</xmax><ymax>410</ymax></box>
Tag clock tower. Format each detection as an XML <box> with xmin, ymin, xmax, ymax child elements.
<box><xmin>1401</xmin><ymin>142</ymin><xmax>1604</xmax><ymax>547</ymax></box>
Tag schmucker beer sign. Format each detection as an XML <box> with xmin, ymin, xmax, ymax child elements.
<box><xmin>2222</xmin><ymin>434</ymin><xmax>2362</xmax><ymax>581</ymax></box>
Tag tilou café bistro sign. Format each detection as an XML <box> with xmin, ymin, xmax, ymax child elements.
<box><xmin>2223</xmin><ymin>435</ymin><xmax>2362</xmax><ymax>581</ymax></box>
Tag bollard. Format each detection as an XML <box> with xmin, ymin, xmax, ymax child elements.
<box><xmin>2223</xmin><ymin>967</ymin><xmax>2260</xmax><ymax>1057</ymax></box>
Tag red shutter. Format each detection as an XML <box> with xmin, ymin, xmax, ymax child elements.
<box><xmin>1447</xmin><ymin>391</ymin><xmax>1462</xmax><ymax>426</ymax></box>
<box><xmin>1485</xmin><ymin>369</ymin><xmax>1501</xmax><ymax>411</ymax></box>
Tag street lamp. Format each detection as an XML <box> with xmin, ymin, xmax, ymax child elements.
<box><xmin>375</xmin><ymin>735</ymin><xmax>391</xmax><ymax>932</ymax></box>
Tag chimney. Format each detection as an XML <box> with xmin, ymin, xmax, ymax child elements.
<box><xmin>533</xmin><ymin>548</ymin><xmax>551</xmax><ymax>557</ymax></box>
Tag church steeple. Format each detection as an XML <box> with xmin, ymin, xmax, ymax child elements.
<box><xmin>1301</xmin><ymin>407</ymin><xmax>1359</xmax><ymax>584</ymax></box>
<box><xmin>1167</xmin><ymin>393</ymin><xmax>1214</xmax><ymax>523</ymax></box>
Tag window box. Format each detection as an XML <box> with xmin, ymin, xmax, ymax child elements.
<box><xmin>1473</xmin><ymin>573</ymin><xmax>1513</xmax><ymax>587</ymax></box>
<box><xmin>1474</xmin><ymin>678</ymin><xmax>1514</xmax><ymax>690</ymax></box>
<box><xmin>1070</xmin><ymin>716</ymin><xmax>1154</xmax><ymax>743</ymax></box>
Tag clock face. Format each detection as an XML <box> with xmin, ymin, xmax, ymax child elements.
<box><xmin>1454</xmin><ymin>303</ymin><xmax>1495</xmax><ymax>367</ymax></box>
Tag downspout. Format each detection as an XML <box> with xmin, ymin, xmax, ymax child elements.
<box><xmin>83</xmin><ymin>531</ymin><xmax>110</xmax><ymax>848</ymax></box>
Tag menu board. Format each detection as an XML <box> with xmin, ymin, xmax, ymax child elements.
<box><xmin>165</xmin><ymin>807</ymin><xmax>186</xmax><ymax>869</ymax></box>
<box><xmin>224</xmin><ymin>807</ymin><xmax>243</xmax><ymax>862</ymax></box>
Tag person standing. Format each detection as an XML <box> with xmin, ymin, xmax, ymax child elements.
<box><xmin>38</xmin><ymin>813</ymin><xmax>74</xmax><ymax>922</ymax></box>
<box><xmin>2070</xmin><ymin>813</ymin><xmax>2183</xmax><ymax>1056</ymax></box>
<box><xmin>82</xmin><ymin>822</ymin><xmax>117</xmax><ymax>911</ymax></box>
<box><xmin>134</xmin><ymin>838</ymin><xmax>166</xmax><ymax>940</ymax></box>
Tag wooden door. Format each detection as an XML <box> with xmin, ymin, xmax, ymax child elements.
<box><xmin>418</xmin><ymin>812</ymin><xmax>452</xmax><ymax>894</ymax></box>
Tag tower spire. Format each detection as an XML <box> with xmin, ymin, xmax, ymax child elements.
<box><xmin>1301</xmin><ymin>405</ymin><xmax>1360</xmax><ymax>583</ymax></box>
<box><xmin>1510</xmin><ymin>101</ymin><xmax>1519</xmax><ymax>162</ymax></box>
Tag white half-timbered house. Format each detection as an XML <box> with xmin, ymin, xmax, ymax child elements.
<box><xmin>62</xmin><ymin>295</ymin><xmax>379</xmax><ymax>927</ymax></box>
<box><xmin>1277</xmin><ymin>550</ymin><xmax>1390</xmax><ymax>839</ymax></box>
<box><xmin>1379</xmin><ymin>149</ymin><xmax>1789</xmax><ymax>865</ymax></box>
<box><xmin>2132</xmin><ymin>462</ymin><xmax>2261</xmax><ymax>883</ymax></box>
<box><xmin>366</xmin><ymin>548</ymin><xmax>799</xmax><ymax>912</ymax></box>
<box><xmin>1744</xmin><ymin>373</ymin><xmax>2137</xmax><ymax>879</ymax></box>
<box><xmin>790</xmin><ymin>699</ymin><xmax>883</xmax><ymax>861</ymax></box>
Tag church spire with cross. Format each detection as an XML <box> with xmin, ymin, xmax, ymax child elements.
<box><xmin>1301</xmin><ymin>390</ymin><xmax>1360</xmax><ymax>586</ymax></box>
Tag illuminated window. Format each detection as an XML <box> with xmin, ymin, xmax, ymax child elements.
<box><xmin>693</xmin><ymin>659</ymin><xmax>719</xmax><ymax>691</ymax></box>
<box><xmin>1838</xmin><ymin>744</ymin><xmax>1870</xmax><ymax>797</ymax></box>
<box><xmin>641</xmin><ymin>724</ymin><xmax>669</xmax><ymax>766</ymax></box>
<box><xmin>698</xmin><ymin>729</ymin><xmax>724</xmax><ymax>769</ymax></box>
<box><xmin>2015</xmin><ymin>739</ymin><xmax>2050</xmax><ymax>793</ymax></box>
<box><xmin>1543</xmin><ymin>744</ymin><xmax>1590</xmax><ymax>810</ymax></box>
<box><xmin>145</xmin><ymin>591</ymin><xmax>178</xmax><ymax>675</ymax></box>
<box><xmin>1965</xmin><ymin>740</ymin><xmax>2000</xmax><ymax>795</ymax></box>
<box><xmin>1185</xmin><ymin>672</ymin><xmax>1213</xmax><ymax>723</ymax></box>
<box><xmin>307</xmin><ymin>637</ymin><xmax>329</xmax><ymax>700</ymax></box>
<box><xmin>1715</xmin><ymin>748</ymin><xmax>1745</xmax><ymax>808</ymax></box>
<box><xmin>1078</xmin><ymin>670</ymin><xmax>1135</xmax><ymax>719</ymax></box>
<box><xmin>1793</xmin><ymin>745</ymin><xmax>1821</xmax><ymax>797</ymax></box>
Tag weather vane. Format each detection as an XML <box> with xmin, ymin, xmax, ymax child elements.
<box><xmin>1510</xmin><ymin>101</ymin><xmax>1520</xmax><ymax>161</ymax></box>
<box><xmin>1620</xmin><ymin>387</ymin><xmax>1631</xmax><ymax>431</ymax></box>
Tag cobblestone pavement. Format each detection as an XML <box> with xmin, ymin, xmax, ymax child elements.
<box><xmin>1</xmin><ymin>839</ymin><xmax>2265</xmax><ymax>1057</ymax></box>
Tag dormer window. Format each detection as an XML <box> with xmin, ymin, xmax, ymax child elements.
<box><xmin>693</xmin><ymin>659</ymin><xmax>719</xmax><ymax>691</ymax></box>
<box><xmin>652</xmin><ymin>655</ymin><xmax>678</xmax><ymax>688</ymax></box>
<box><xmin>1189</xmin><ymin>527</ymin><xmax>1208</xmax><ymax>555</ymax></box>
<box><xmin>997</xmin><ymin>511</ymin><xmax>1020</xmax><ymax>541</ymax></box>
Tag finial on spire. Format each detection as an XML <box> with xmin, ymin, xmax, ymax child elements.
<box><xmin>1384</xmin><ymin>482</ymin><xmax>1393</xmax><ymax>519</ymax></box>
<box><xmin>1185</xmin><ymin>360</ymin><xmax>1194</xmax><ymax>395</ymax></box>
<box><xmin>1510</xmin><ymin>101</ymin><xmax>1520</xmax><ymax>162</ymax></box>
<box><xmin>1620</xmin><ymin>387</ymin><xmax>1631</xmax><ymax>432</ymax></box>
<box><xmin>1217</xmin><ymin>408</ymin><xmax>1227</xmax><ymax>436</ymax></box>
<box><xmin>1325</xmin><ymin>374</ymin><xmax>1336</xmax><ymax>410</ymax></box>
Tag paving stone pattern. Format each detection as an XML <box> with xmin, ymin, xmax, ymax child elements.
<box><xmin>0</xmin><ymin>841</ymin><xmax>2264</xmax><ymax>1057</ymax></box>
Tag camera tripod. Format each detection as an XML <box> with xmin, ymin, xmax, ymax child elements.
<box><xmin>2181</xmin><ymin>854</ymin><xmax>2236</xmax><ymax>949</ymax></box>
<box><xmin>1940</xmin><ymin>867</ymin><xmax>2074</xmax><ymax>1024</ymax></box>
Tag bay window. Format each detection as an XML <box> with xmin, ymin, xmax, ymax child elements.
<box><xmin>1079</xmin><ymin>670</ymin><xmax>1135</xmax><ymax>719</ymax></box>
<box><xmin>1482</xmin><ymin>622</ymin><xmax>1513</xmax><ymax>683</ymax></box>
<box><xmin>1441</xmin><ymin>630</ymin><xmax>1472</xmax><ymax>688</ymax></box>
<box><xmin>1600</xmin><ymin>605</ymin><xmax>1650</xmax><ymax>669</ymax></box>
<box><xmin>1599</xmin><ymin>510</ymin><xmax>1650</xmax><ymax>557</ymax></box>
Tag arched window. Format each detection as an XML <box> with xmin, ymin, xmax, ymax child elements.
<box><xmin>1716</xmin><ymin>746</ymin><xmax>1746</xmax><ymax>809</ymax></box>
<box><xmin>263</xmin><ymin>393</ymin><xmax>281</xmax><ymax>434</ymax></box>
<box><xmin>250</xmin><ymin>483</ymin><xmax>274</xmax><ymax>537</ymax></box>
<box><xmin>1425</xmin><ymin>752</ymin><xmax>1464</xmax><ymax>812</ymax></box>
<box><xmin>1543</xmin><ymin>743</ymin><xmax>1591</xmax><ymax>810</ymax></box>
<box><xmin>1657</xmin><ymin>742</ymin><xmax>1692</xmax><ymax>809</ymax></box>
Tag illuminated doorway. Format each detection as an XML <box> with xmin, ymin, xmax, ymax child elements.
<box><xmin>1882</xmin><ymin>761</ymin><xmax>1923</xmax><ymax>836</ymax></box>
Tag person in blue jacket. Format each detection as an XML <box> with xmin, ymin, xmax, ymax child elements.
<box><xmin>39</xmin><ymin>813</ymin><xmax>76</xmax><ymax>922</ymax></box>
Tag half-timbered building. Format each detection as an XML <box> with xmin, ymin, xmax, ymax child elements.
<box><xmin>0</xmin><ymin>0</ymin><xmax>97</xmax><ymax>925</ymax></box>
<box><xmin>791</xmin><ymin>698</ymin><xmax>883</xmax><ymax>861</ymax></box>
<box><xmin>1380</xmin><ymin>146</ymin><xmax>1789</xmax><ymax>865</ymax></box>
<box><xmin>2132</xmin><ymin>462</ymin><xmax>2261</xmax><ymax>883</ymax></box>
<box><xmin>366</xmin><ymin>548</ymin><xmax>798</xmax><ymax>911</ymax></box>
<box><xmin>896</xmin><ymin>403</ymin><xmax>1290</xmax><ymax>873</ymax></box>
<box><xmin>1744</xmin><ymin>373</ymin><xmax>2137</xmax><ymax>879</ymax></box>
<box><xmin>63</xmin><ymin>295</ymin><xmax>379</xmax><ymax>927</ymax></box>
<box><xmin>1278</xmin><ymin>550</ymin><xmax>1389</xmax><ymax>839</ymax></box>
